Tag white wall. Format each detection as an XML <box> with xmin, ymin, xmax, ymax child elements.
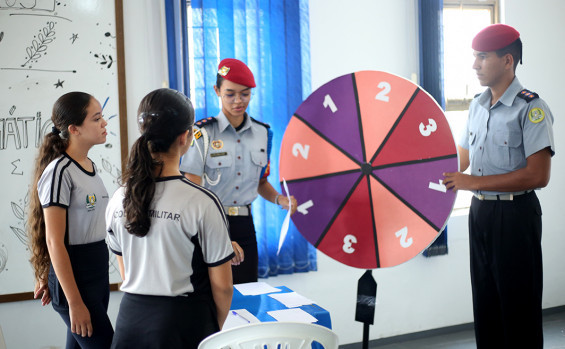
<box><xmin>1</xmin><ymin>0</ymin><xmax>563</xmax><ymax>347</ymax></box>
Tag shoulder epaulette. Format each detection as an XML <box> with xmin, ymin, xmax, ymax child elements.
<box><xmin>517</xmin><ymin>89</ymin><xmax>539</xmax><ymax>103</ymax></box>
<box><xmin>250</xmin><ymin>116</ymin><xmax>270</xmax><ymax>129</ymax></box>
<box><xmin>195</xmin><ymin>116</ymin><xmax>217</xmax><ymax>127</ymax></box>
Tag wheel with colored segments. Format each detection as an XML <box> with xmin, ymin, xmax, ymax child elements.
<box><xmin>279</xmin><ymin>70</ymin><xmax>458</xmax><ymax>269</ymax></box>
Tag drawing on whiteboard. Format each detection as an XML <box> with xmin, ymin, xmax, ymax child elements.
<box><xmin>54</xmin><ymin>79</ymin><xmax>64</xmax><ymax>88</ymax></box>
<box><xmin>0</xmin><ymin>31</ymin><xmax>4</xmax><ymax>43</ymax></box>
<box><xmin>21</xmin><ymin>21</ymin><xmax>56</xmax><ymax>68</ymax></box>
<box><xmin>99</xmin><ymin>156</ymin><xmax>121</xmax><ymax>186</ymax></box>
<box><xmin>104</xmin><ymin>32</ymin><xmax>115</xmax><ymax>39</ymax></box>
<box><xmin>0</xmin><ymin>0</ymin><xmax>56</xmax><ymax>12</ymax></box>
<box><xmin>11</xmin><ymin>159</ymin><xmax>23</xmax><ymax>175</ymax></box>
<box><xmin>10</xmin><ymin>192</ymin><xmax>29</xmax><ymax>246</ymax></box>
<box><xmin>93</xmin><ymin>53</ymin><xmax>113</xmax><ymax>69</ymax></box>
<box><xmin>70</xmin><ymin>32</ymin><xmax>78</xmax><ymax>43</ymax></box>
<box><xmin>9</xmin><ymin>105</ymin><xmax>16</xmax><ymax>115</ymax></box>
<box><xmin>108</xmin><ymin>252</ymin><xmax>119</xmax><ymax>275</ymax></box>
<box><xmin>0</xmin><ymin>244</ymin><xmax>7</xmax><ymax>274</ymax></box>
<box><xmin>0</xmin><ymin>111</ymin><xmax>53</xmax><ymax>151</ymax></box>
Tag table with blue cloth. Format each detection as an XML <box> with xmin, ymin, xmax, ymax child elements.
<box><xmin>229</xmin><ymin>285</ymin><xmax>332</xmax><ymax>330</ymax></box>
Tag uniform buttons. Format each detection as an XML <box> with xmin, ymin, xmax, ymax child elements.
<box><xmin>233</xmin><ymin>200</ymin><xmax>237</xmax><ymax>204</ymax></box>
<box><xmin>504</xmin><ymin>141</ymin><xmax>507</xmax><ymax>145</ymax></box>
<box><xmin>478</xmin><ymin>168</ymin><xmax>481</xmax><ymax>172</ymax></box>
<box><xmin>235</xmin><ymin>186</ymin><xmax>239</xmax><ymax>190</ymax></box>
<box><xmin>218</xmin><ymin>162</ymin><xmax>222</xmax><ymax>166</ymax></box>
<box><xmin>237</xmin><ymin>139</ymin><xmax>241</xmax><ymax>143</ymax></box>
<box><xmin>237</xmin><ymin>172</ymin><xmax>241</xmax><ymax>176</ymax></box>
<box><xmin>480</xmin><ymin>146</ymin><xmax>482</xmax><ymax>150</ymax></box>
<box><xmin>237</xmin><ymin>156</ymin><xmax>241</xmax><ymax>160</ymax></box>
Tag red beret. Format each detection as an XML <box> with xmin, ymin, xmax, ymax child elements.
<box><xmin>217</xmin><ymin>58</ymin><xmax>256</xmax><ymax>88</ymax></box>
<box><xmin>472</xmin><ymin>24</ymin><xmax>520</xmax><ymax>52</ymax></box>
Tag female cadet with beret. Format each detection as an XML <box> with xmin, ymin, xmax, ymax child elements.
<box><xmin>180</xmin><ymin>58</ymin><xmax>297</xmax><ymax>284</ymax></box>
<box><xmin>106</xmin><ymin>88</ymin><xmax>234</xmax><ymax>348</ymax></box>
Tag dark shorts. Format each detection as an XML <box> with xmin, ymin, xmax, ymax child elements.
<box><xmin>48</xmin><ymin>240</ymin><xmax>113</xmax><ymax>349</ymax></box>
<box><xmin>111</xmin><ymin>292</ymin><xmax>219</xmax><ymax>349</ymax></box>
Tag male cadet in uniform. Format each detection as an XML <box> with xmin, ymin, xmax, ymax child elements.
<box><xmin>443</xmin><ymin>24</ymin><xmax>555</xmax><ymax>348</ymax></box>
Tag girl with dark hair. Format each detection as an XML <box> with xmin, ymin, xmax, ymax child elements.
<box><xmin>28</xmin><ymin>91</ymin><xmax>114</xmax><ymax>348</ymax></box>
<box><xmin>106</xmin><ymin>88</ymin><xmax>234</xmax><ymax>349</ymax></box>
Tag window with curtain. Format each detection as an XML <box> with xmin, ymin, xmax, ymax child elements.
<box><xmin>419</xmin><ymin>0</ymin><xmax>448</xmax><ymax>256</ymax></box>
<box><xmin>165</xmin><ymin>0</ymin><xmax>317</xmax><ymax>277</ymax></box>
<box><xmin>443</xmin><ymin>0</ymin><xmax>498</xmax><ymax>210</ymax></box>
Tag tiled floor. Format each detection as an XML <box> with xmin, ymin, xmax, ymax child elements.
<box><xmin>364</xmin><ymin>309</ymin><xmax>565</xmax><ymax>349</ymax></box>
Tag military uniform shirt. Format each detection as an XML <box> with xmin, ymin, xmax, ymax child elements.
<box><xmin>38</xmin><ymin>153</ymin><xmax>109</xmax><ymax>245</ymax></box>
<box><xmin>105</xmin><ymin>176</ymin><xmax>234</xmax><ymax>297</ymax></box>
<box><xmin>459</xmin><ymin>77</ymin><xmax>555</xmax><ymax>196</ymax></box>
<box><xmin>180</xmin><ymin>111</ymin><xmax>271</xmax><ymax>206</ymax></box>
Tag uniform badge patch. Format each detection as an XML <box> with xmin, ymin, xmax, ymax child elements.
<box><xmin>218</xmin><ymin>66</ymin><xmax>230</xmax><ymax>76</ymax></box>
<box><xmin>86</xmin><ymin>193</ymin><xmax>97</xmax><ymax>210</ymax></box>
<box><xmin>211</xmin><ymin>139</ymin><xmax>224</xmax><ymax>150</ymax></box>
<box><xmin>528</xmin><ymin>108</ymin><xmax>545</xmax><ymax>124</ymax></box>
<box><xmin>194</xmin><ymin>130</ymin><xmax>202</xmax><ymax>140</ymax></box>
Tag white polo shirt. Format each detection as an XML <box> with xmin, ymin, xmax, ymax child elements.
<box><xmin>106</xmin><ymin>176</ymin><xmax>234</xmax><ymax>297</ymax></box>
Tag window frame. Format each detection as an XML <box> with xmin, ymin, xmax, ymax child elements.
<box><xmin>443</xmin><ymin>0</ymin><xmax>500</xmax><ymax>112</ymax></box>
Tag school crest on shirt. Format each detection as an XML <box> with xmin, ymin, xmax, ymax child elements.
<box><xmin>211</xmin><ymin>139</ymin><xmax>224</xmax><ymax>150</ymax></box>
<box><xmin>529</xmin><ymin>108</ymin><xmax>545</xmax><ymax>124</ymax></box>
<box><xmin>86</xmin><ymin>193</ymin><xmax>97</xmax><ymax>211</ymax></box>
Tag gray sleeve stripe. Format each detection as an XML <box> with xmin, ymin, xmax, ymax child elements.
<box><xmin>56</xmin><ymin>160</ymin><xmax>72</xmax><ymax>203</ymax></box>
<box><xmin>180</xmin><ymin>177</ymin><xmax>229</xmax><ymax>230</ymax></box>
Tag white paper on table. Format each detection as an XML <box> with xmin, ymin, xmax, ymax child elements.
<box><xmin>222</xmin><ymin>309</ymin><xmax>260</xmax><ymax>330</ymax></box>
<box><xmin>234</xmin><ymin>282</ymin><xmax>281</xmax><ymax>296</ymax></box>
<box><xmin>268</xmin><ymin>291</ymin><xmax>315</xmax><ymax>308</ymax></box>
<box><xmin>267</xmin><ymin>308</ymin><xmax>318</xmax><ymax>323</ymax></box>
<box><xmin>277</xmin><ymin>178</ymin><xmax>292</xmax><ymax>255</ymax></box>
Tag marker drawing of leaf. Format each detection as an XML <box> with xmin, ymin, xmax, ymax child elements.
<box><xmin>22</xmin><ymin>21</ymin><xmax>56</xmax><ymax>67</ymax></box>
<box><xmin>101</xmin><ymin>158</ymin><xmax>112</xmax><ymax>173</ymax></box>
<box><xmin>11</xmin><ymin>202</ymin><xmax>25</xmax><ymax>221</ymax></box>
<box><xmin>10</xmin><ymin>226</ymin><xmax>28</xmax><ymax>245</ymax></box>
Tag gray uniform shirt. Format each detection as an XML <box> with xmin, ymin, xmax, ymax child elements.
<box><xmin>459</xmin><ymin>77</ymin><xmax>555</xmax><ymax>195</ymax></box>
<box><xmin>38</xmin><ymin>153</ymin><xmax>109</xmax><ymax>245</ymax></box>
<box><xmin>180</xmin><ymin>111</ymin><xmax>271</xmax><ymax>206</ymax></box>
<box><xmin>106</xmin><ymin>176</ymin><xmax>234</xmax><ymax>296</ymax></box>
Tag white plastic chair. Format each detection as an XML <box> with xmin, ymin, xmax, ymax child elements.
<box><xmin>198</xmin><ymin>322</ymin><xmax>339</xmax><ymax>349</ymax></box>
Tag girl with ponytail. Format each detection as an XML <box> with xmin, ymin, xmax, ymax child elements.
<box><xmin>106</xmin><ymin>88</ymin><xmax>234</xmax><ymax>349</ymax></box>
<box><xmin>28</xmin><ymin>91</ymin><xmax>114</xmax><ymax>348</ymax></box>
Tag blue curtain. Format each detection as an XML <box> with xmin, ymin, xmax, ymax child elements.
<box><xmin>168</xmin><ymin>0</ymin><xmax>317</xmax><ymax>277</ymax></box>
<box><xmin>419</xmin><ymin>0</ymin><xmax>448</xmax><ymax>256</ymax></box>
<box><xmin>165</xmin><ymin>0</ymin><xmax>190</xmax><ymax>96</ymax></box>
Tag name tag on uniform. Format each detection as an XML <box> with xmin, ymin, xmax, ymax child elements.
<box><xmin>210</xmin><ymin>152</ymin><xmax>228</xmax><ymax>158</ymax></box>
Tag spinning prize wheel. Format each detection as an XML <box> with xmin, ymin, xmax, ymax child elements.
<box><xmin>279</xmin><ymin>71</ymin><xmax>458</xmax><ymax>269</ymax></box>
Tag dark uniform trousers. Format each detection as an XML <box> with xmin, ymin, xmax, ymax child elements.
<box><xmin>469</xmin><ymin>191</ymin><xmax>543</xmax><ymax>349</ymax></box>
<box><xmin>227</xmin><ymin>214</ymin><xmax>259</xmax><ymax>284</ymax></box>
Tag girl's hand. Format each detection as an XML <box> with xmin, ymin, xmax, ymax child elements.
<box><xmin>34</xmin><ymin>280</ymin><xmax>51</xmax><ymax>306</ymax></box>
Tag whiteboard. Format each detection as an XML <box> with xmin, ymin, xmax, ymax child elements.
<box><xmin>0</xmin><ymin>0</ymin><xmax>127</xmax><ymax>300</ymax></box>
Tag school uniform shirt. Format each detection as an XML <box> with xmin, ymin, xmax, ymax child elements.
<box><xmin>179</xmin><ymin>111</ymin><xmax>272</xmax><ymax>206</ymax></box>
<box><xmin>459</xmin><ymin>77</ymin><xmax>555</xmax><ymax>196</ymax></box>
<box><xmin>38</xmin><ymin>153</ymin><xmax>109</xmax><ymax>245</ymax></box>
<box><xmin>105</xmin><ymin>176</ymin><xmax>234</xmax><ymax>297</ymax></box>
